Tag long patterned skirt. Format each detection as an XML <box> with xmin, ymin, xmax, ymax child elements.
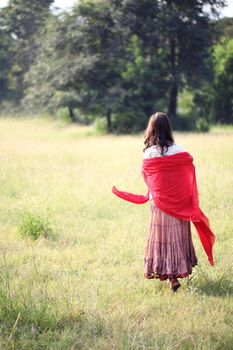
<box><xmin>144</xmin><ymin>202</ymin><xmax>198</xmax><ymax>280</ymax></box>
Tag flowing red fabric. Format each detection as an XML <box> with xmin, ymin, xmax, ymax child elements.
<box><xmin>112</xmin><ymin>152</ymin><xmax>215</xmax><ymax>266</ymax></box>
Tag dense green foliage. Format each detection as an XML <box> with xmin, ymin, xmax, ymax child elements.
<box><xmin>0</xmin><ymin>0</ymin><xmax>53</xmax><ymax>102</ymax></box>
<box><xmin>212</xmin><ymin>37</ymin><xmax>233</xmax><ymax>123</ymax></box>
<box><xmin>0</xmin><ymin>0</ymin><xmax>232</xmax><ymax>131</ymax></box>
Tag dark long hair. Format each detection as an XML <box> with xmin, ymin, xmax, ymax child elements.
<box><xmin>143</xmin><ymin>112</ymin><xmax>174</xmax><ymax>155</ymax></box>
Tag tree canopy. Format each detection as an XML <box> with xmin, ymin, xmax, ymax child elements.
<box><xmin>0</xmin><ymin>0</ymin><xmax>232</xmax><ymax>132</ymax></box>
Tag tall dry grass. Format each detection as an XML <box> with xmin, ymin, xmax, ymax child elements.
<box><xmin>0</xmin><ymin>117</ymin><xmax>232</xmax><ymax>349</ymax></box>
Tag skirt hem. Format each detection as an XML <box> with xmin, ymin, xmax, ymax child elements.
<box><xmin>144</xmin><ymin>262</ymin><xmax>198</xmax><ymax>280</ymax></box>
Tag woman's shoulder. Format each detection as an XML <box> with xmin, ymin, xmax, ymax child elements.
<box><xmin>171</xmin><ymin>143</ymin><xmax>185</xmax><ymax>152</ymax></box>
<box><xmin>143</xmin><ymin>145</ymin><xmax>160</xmax><ymax>159</ymax></box>
<box><xmin>166</xmin><ymin>143</ymin><xmax>185</xmax><ymax>155</ymax></box>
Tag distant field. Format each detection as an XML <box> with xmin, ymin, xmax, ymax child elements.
<box><xmin>0</xmin><ymin>117</ymin><xmax>232</xmax><ymax>350</ymax></box>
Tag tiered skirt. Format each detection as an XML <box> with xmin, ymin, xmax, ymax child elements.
<box><xmin>144</xmin><ymin>202</ymin><xmax>198</xmax><ymax>280</ymax></box>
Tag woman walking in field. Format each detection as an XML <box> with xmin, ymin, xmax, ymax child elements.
<box><xmin>112</xmin><ymin>112</ymin><xmax>215</xmax><ymax>292</ymax></box>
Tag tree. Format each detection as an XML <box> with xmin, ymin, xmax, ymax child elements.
<box><xmin>154</xmin><ymin>0</ymin><xmax>225</xmax><ymax>124</ymax></box>
<box><xmin>114</xmin><ymin>35</ymin><xmax>169</xmax><ymax>132</ymax></box>
<box><xmin>110</xmin><ymin>0</ymin><xmax>227</xmax><ymax>127</ymax></box>
<box><xmin>25</xmin><ymin>0</ymin><xmax>128</xmax><ymax>131</ymax></box>
<box><xmin>2</xmin><ymin>0</ymin><xmax>54</xmax><ymax>101</ymax></box>
<box><xmin>193</xmin><ymin>18</ymin><xmax>233</xmax><ymax>125</ymax></box>
<box><xmin>24</xmin><ymin>0</ymin><xmax>228</xmax><ymax>132</ymax></box>
<box><xmin>0</xmin><ymin>15</ymin><xmax>15</xmax><ymax>102</ymax></box>
<box><xmin>212</xmin><ymin>37</ymin><xmax>233</xmax><ymax>123</ymax></box>
<box><xmin>212</xmin><ymin>17</ymin><xmax>233</xmax><ymax>42</ymax></box>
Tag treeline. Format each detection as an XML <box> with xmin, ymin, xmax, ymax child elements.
<box><xmin>0</xmin><ymin>0</ymin><xmax>233</xmax><ymax>132</ymax></box>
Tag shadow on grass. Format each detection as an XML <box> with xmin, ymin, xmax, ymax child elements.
<box><xmin>197</xmin><ymin>278</ymin><xmax>233</xmax><ymax>297</ymax></box>
<box><xmin>185</xmin><ymin>263</ymin><xmax>233</xmax><ymax>297</ymax></box>
<box><xmin>187</xmin><ymin>271</ymin><xmax>233</xmax><ymax>297</ymax></box>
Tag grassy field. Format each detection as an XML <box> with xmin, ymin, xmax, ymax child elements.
<box><xmin>0</xmin><ymin>117</ymin><xmax>232</xmax><ymax>350</ymax></box>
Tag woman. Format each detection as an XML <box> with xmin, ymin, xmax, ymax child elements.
<box><xmin>112</xmin><ymin>112</ymin><xmax>215</xmax><ymax>293</ymax></box>
<box><xmin>143</xmin><ymin>112</ymin><xmax>197</xmax><ymax>292</ymax></box>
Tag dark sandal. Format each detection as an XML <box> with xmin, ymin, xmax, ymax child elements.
<box><xmin>169</xmin><ymin>278</ymin><xmax>181</xmax><ymax>292</ymax></box>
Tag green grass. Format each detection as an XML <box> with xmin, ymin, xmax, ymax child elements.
<box><xmin>0</xmin><ymin>117</ymin><xmax>232</xmax><ymax>349</ymax></box>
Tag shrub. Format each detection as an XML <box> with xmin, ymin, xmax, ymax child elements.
<box><xmin>196</xmin><ymin>118</ymin><xmax>210</xmax><ymax>132</ymax></box>
<box><xmin>173</xmin><ymin>115</ymin><xmax>196</xmax><ymax>131</ymax></box>
<box><xmin>19</xmin><ymin>212</ymin><xmax>53</xmax><ymax>240</ymax></box>
<box><xmin>93</xmin><ymin>117</ymin><xmax>108</xmax><ymax>134</ymax></box>
<box><xmin>56</xmin><ymin>107</ymin><xmax>71</xmax><ymax>124</ymax></box>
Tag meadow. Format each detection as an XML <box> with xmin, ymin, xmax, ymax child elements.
<box><xmin>0</xmin><ymin>117</ymin><xmax>232</xmax><ymax>350</ymax></box>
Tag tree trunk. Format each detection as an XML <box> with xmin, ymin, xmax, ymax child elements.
<box><xmin>106</xmin><ymin>109</ymin><xmax>112</xmax><ymax>133</ymax></box>
<box><xmin>168</xmin><ymin>26</ymin><xmax>178</xmax><ymax>123</ymax></box>
<box><xmin>168</xmin><ymin>83</ymin><xmax>178</xmax><ymax>122</ymax></box>
<box><xmin>68</xmin><ymin>106</ymin><xmax>76</xmax><ymax>123</ymax></box>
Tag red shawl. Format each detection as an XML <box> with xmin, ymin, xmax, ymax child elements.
<box><xmin>112</xmin><ymin>152</ymin><xmax>215</xmax><ymax>266</ymax></box>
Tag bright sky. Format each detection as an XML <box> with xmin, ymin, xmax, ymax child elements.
<box><xmin>0</xmin><ymin>0</ymin><xmax>233</xmax><ymax>17</ymax></box>
<box><xmin>51</xmin><ymin>0</ymin><xmax>78</xmax><ymax>10</ymax></box>
<box><xmin>214</xmin><ymin>0</ymin><xmax>233</xmax><ymax>17</ymax></box>
<box><xmin>0</xmin><ymin>0</ymin><xmax>76</xmax><ymax>8</ymax></box>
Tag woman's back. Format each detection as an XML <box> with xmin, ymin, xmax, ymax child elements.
<box><xmin>143</xmin><ymin>143</ymin><xmax>184</xmax><ymax>159</ymax></box>
<box><xmin>143</xmin><ymin>144</ymin><xmax>185</xmax><ymax>201</ymax></box>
